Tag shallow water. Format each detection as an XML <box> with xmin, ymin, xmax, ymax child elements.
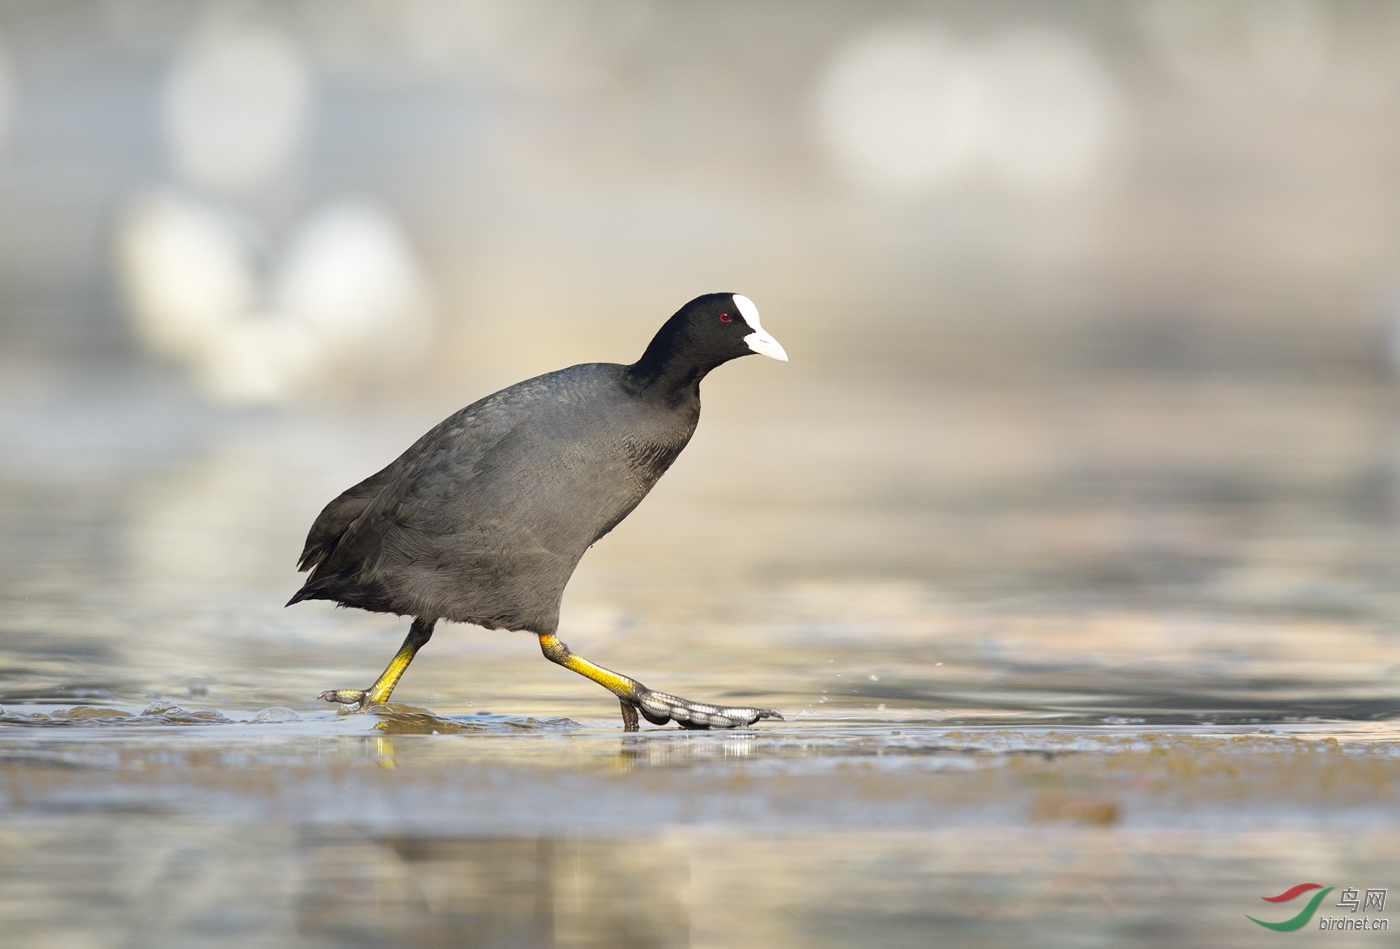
<box><xmin>1</xmin><ymin>372</ymin><xmax>1398</xmax><ymax>946</ymax></box>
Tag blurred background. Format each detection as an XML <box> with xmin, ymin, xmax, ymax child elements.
<box><xmin>0</xmin><ymin>0</ymin><xmax>1396</xmax><ymax>389</ymax></box>
<box><xmin>3</xmin><ymin>0</ymin><xmax>1399</xmax><ymax>714</ymax></box>
<box><xmin>3</xmin><ymin>2</ymin><xmax>1400</xmax><ymax>946</ymax></box>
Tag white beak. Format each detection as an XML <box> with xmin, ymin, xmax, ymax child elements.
<box><xmin>744</xmin><ymin>328</ymin><xmax>789</xmax><ymax>361</ymax></box>
<box><xmin>733</xmin><ymin>293</ymin><xmax>789</xmax><ymax>361</ymax></box>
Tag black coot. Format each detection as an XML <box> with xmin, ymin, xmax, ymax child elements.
<box><xmin>289</xmin><ymin>292</ymin><xmax>788</xmax><ymax>730</ymax></box>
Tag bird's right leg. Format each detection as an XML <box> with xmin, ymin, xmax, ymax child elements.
<box><xmin>537</xmin><ymin>633</ymin><xmax>781</xmax><ymax>731</ymax></box>
<box><xmin>321</xmin><ymin>617</ymin><xmax>436</xmax><ymax>710</ymax></box>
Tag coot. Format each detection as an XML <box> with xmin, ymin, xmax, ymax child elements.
<box><xmin>289</xmin><ymin>292</ymin><xmax>787</xmax><ymax>730</ymax></box>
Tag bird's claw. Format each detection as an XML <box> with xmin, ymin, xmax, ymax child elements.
<box><xmin>627</xmin><ymin>689</ymin><xmax>782</xmax><ymax>730</ymax></box>
<box><xmin>320</xmin><ymin>688</ymin><xmax>370</xmax><ymax>711</ymax></box>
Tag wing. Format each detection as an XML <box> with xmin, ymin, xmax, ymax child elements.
<box><xmin>295</xmin><ymin>463</ymin><xmax>398</xmax><ymax>573</ymax></box>
<box><xmin>289</xmin><ymin>369</ymin><xmax>594</xmax><ymax>600</ymax></box>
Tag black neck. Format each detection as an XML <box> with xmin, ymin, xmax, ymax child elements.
<box><xmin>624</xmin><ymin>321</ymin><xmax>727</xmax><ymax>403</ymax></box>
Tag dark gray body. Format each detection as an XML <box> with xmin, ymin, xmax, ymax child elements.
<box><xmin>290</xmin><ymin>363</ymin><xmax>698</xmax><ymax>633</ymax></box>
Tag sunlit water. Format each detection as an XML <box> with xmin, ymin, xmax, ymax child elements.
<box><xmin>1</xmin><ymin>370</ymin><xmax>1398</xmax><ymax>946</ymax></box>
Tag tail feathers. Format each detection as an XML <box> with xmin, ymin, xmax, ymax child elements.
<box><xmin>287</xmin><ymin>569</ymin><xmax>395</xmax><ymax>614</ymax></box>
<box><xmin>286</xmin><ymin>571</ymin><xmax>343</xmax><ymax>607</ymax></box>
<box><xmin>286</xmin><ymin>582</ymin><xmax>321</xmax><ymax>607</ymax></box>
<box><xmin>285</xmin><ymin>586</ymin><xmax>314</xmax><ymax>607</ymax></box>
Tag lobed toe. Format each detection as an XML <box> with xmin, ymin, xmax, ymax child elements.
<box><xmin>320</xmin><ymin>689</ymin><xmax>369</xmax><ymax>708</ymax></box>
<box><xmin>638</xmin><ymin>691</ymin><xmax>782</xmax><ymax>729</ymax></box>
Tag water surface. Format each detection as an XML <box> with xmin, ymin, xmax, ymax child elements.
<box><xmin>1</xmin><ymin>372</ymin><xmax>1397</xmax><ymax>946</ymax></box>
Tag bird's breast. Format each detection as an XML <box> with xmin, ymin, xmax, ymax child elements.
<box><xmin>622</xmin><ymin>433</ymin><xmax>684</xmax><ymax>483</ymax></box>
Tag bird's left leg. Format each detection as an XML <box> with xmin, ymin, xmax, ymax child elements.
<box><xmin>321</xmin><ymin>617</ymin><xmax>436</xmax><ymax>710</ymax></box>
<box><xmin>537</xmin><ymin>633</ymin><xmax>781</xmax><ymax>732</ymax></box>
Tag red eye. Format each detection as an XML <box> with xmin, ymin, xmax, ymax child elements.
<box><xmin>719</xmin><ymin>313</ymin><xmax>732</xmax><ymax>322</ymax></box>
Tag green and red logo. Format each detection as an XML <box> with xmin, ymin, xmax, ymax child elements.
<box><xmin>1248</xmin><ymin>883</ymin><xmax>1389</xmax><ymax>931</ymax></box>
<box><xmin>1247</xmin><ymin>884</ymin><xmax>1333</xmax><ymax>931</ymax></box>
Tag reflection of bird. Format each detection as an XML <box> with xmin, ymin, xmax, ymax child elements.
<box><xmin>289</xmin><ymin>293</ymin><xmax>789</xmax><ymax>730</ymax></box>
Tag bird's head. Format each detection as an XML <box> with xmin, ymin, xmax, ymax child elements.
<box><xmin>673</xmin><ymin>292</ymin><xmax>789</xmax><ymax>362</ymax></box>
<box><xmin>628</xmin><ymin>292</ymin><xmax>787</xmax><ymax>396</ymax></box>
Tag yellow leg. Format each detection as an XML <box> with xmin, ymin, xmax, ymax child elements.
<box><xmin>321</xmin><ymin>617</ymin><xmax>436</xmax><ymax>709</ymax></box>
<box><xmin>537</xmin><ymin>633</ymin><xmax>781</xmax><ymax>732</ymax></box>
<box><xmin>538</xmin><ymin>632</ymin><xmax>643</xmax><ymax>698</ymax></box>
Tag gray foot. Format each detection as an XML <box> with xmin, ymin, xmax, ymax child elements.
<box><xmin>631</xmin><ymin>689</ymin><xmax>782</xmax><ymax>730</ymax></box>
